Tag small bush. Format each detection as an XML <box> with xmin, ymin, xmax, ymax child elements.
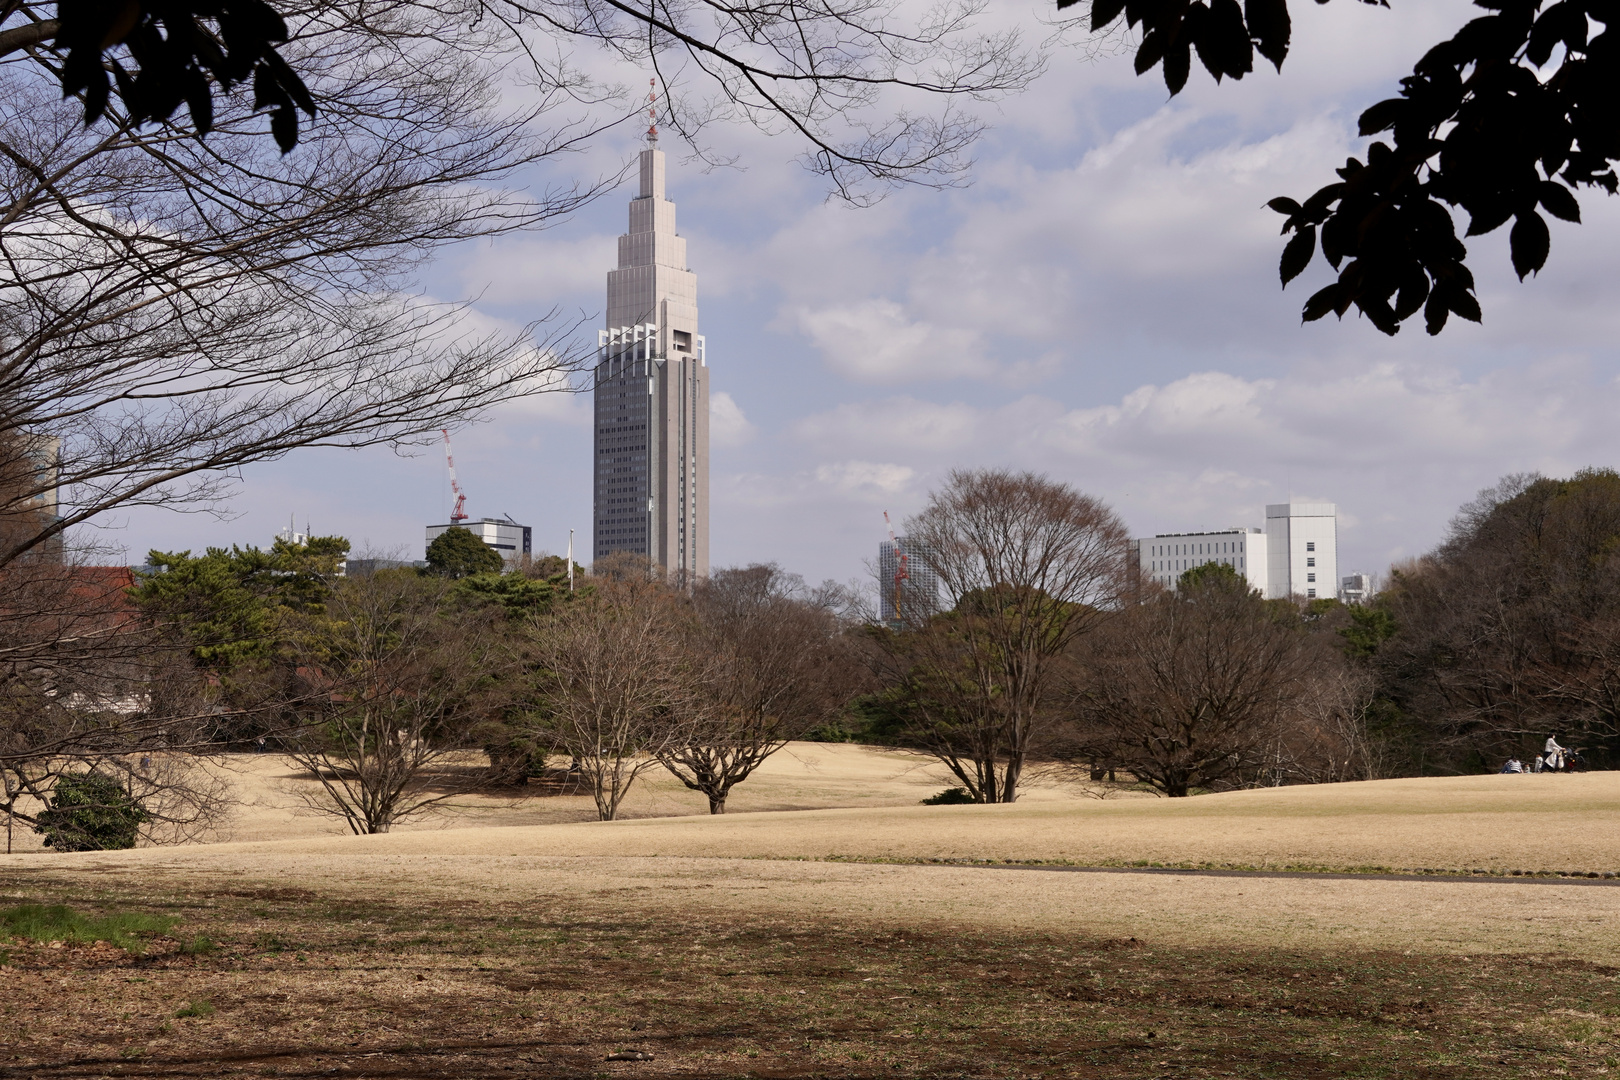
<box><xmin>174</xmin><ymin>1000</ymin><xmax>215</xmax><ymax>1019</ymax></box>
<box><xmin>921</xmin><ymin>787</ymin><xmax>976</xmax><ymax>805</ymax></box>
<box><xmin>33</xmin><ymin>772</ymin><xmax>148</xmax><ymax>851</ymax></box>
<box><xmin>0</xmin><ymin>904</ymin><xmax>176</xmax><ymax>950</ymax></box>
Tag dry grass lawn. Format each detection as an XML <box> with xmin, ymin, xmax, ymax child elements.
<box><xmin>6</xmin><ymin>749</ymin><xmax>1620</xmax><ymax>1077</ymax></box>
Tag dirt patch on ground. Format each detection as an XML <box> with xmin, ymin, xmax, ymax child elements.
<box><xmin>1</xmin><ymin>872</ymin><xmax>1617</xmax><ymax>1079</ymax></box>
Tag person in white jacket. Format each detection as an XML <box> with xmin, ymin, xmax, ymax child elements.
<box><xmin>1543</xmin><ymin>735</ymin><xmax>1567</xmax><ymax>772</ymax></box>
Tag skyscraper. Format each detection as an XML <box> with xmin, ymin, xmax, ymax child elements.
<box><xmin>593</xmin><ymin>135</ymin><xmax>709</xmax><ymax>581</ymax></box>
<box><xmin>878</xmin><ymin>537</ymin><xmax>942</xmax><ymax>623</ymax></box>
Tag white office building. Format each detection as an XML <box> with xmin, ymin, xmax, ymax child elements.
<box><xmin>1265</xmin><ymin>502</ymin><xmax>1337</xmax><ymax>600</ymax></box>
<box><xmin>1134</xmin><ymin>529</ymin><xmax>1267</xmax><ymax>593</ymax></box>
<box><xmin>1134</xmin><ymin>501</ymin><xmax>1341</xmax><ymax>600</ymax></box>
<box><xmin>426</xmin><ymin>517</ymin><xmax>532</xmax><ymax>563</ymax></box>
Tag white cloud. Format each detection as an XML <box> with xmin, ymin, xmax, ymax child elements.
<box><xmin>793</xmin><ymin>299</ymin><xmax>989</xmax><ymax>383</ymax></box>
<box><xmin>813</xmin><ymin>460</ymin><xmax>916</xmax><ymax>497</ymax></box>
<box><xmin>709</xmin><ymin>391</ymin><xmax>757</xmax><ymax>447</ymax></box>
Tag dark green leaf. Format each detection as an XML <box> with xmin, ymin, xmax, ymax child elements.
<box><xmin>1448</xmin><ymin>288</ymin><xmax>1482</xmax><ymax>323</ymax></box>
<box><xmin>1539</xmin><ymin>181</ymin><xmax>1580</xmax><ymax>223</ymax></box>
<box><xmin>1280</xmin><ymin>224</ymin><xmax>1315</xmax><ymax>285</ymax></box>
<box><xmin>1135</xmin><ymin>29</ymin><xmax>1167</xmax><ymax>75</ymax></box>
<box><xmin>1164</xmin><ymin>37</ymin><xmax>1192</xmax><ymax>94</ymax></box>
<box><xmin>1424</xmin><ymin>289</ymin><xmax>1450</xmax><ymax>335</ymax></box>
<box><xmin>1267</xmin><ymin>196</ymin><xmax>1302</xmax><ymax>216</ymax></box>
<box><xmin>1302</xmin><ymin>283</ymin><xmax>1341</xmax><ymax>322</ymax></box>
<box><xmin>270</xmin><ymin>106</ymin><xmax>298</xmax><ymax>154</ymax></box>
<box><xmin>1357</xmin><ymin>98</ymin><xmax>1404</xmax><ymax>136</ymax></box>
<box><xmin>1245</xmin><ymin>0</ymin><xmax>1290</xmax><ymax>68</ymax></box>
<box><xmin>1509</xmin><ymin>211</ymin><xmax>1550</xmax><ymax>279</ymax></box>
<box><xmin>1088</xmin><ymin>0</ymin><xmax>1127</xmax><ymax>25</ymax></box>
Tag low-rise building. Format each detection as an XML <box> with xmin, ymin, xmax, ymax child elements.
<box><xmin>425</xmin><ymin>517</ymin><xmax>532</xmax><ymax>564</ymax></box>
<box><xmin>1134</xmin><ymin>528</ymin><xmax>1267</xmax><ymax>593</ymax></box>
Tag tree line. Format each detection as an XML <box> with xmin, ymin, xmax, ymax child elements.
<box><xmin>8</xmin><ymin>466</ymin><xmax>1619</xmax><ymax>851</ymax></box>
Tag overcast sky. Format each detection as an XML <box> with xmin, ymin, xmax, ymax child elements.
<box><xmin>102</xmin><ymin>0</ymin><xmax>1620</xmax><ymax>591</ymax></box>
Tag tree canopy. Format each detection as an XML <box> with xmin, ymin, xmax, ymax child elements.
<box><xmin>1067</xmin><ymin>0</ymin><xmax>1620</xmax><ymax>334</ymax></box>
<box><xmin>425</xmin><ymin>527</ymin><xmax>504</xmax><ymax>579</ymax></box>
<box><xmin>131</xmin><ymin>534</ymin><xmax>349</xmax><ymax>671</ymax></box>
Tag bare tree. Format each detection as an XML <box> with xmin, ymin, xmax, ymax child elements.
<box><xmin>867</xmin><ymin>469</ymin><xmax>1131</xmax><ymax>803</ymax></box>
<box><xmin>282</xmin><ymin>572</ymin><xmax>506</xmax><ymax>835</ymax></box>
<box><xmin>533</xmin><ymin>569</ymin><xmax>695</xmax><ymax>821</ymax></box>
<box><xmin>658</xmin><ymin>564</ymin><xmax>857</xmax><ymax>814</ymax></box>
<box><xmin>9</xmin><ymin>0</ymin><xmax>1040</xmax><ymax>203</ymax></box>
<box><xmin>1065</xmin><ymin>570</ymin><xmax>1321</xmax><ymax>797</ymax></box>
<box><xmin>0</xmin><ymin>0</ymin><xmax>603</xmax><ymax>572</ymax></box>
<box><xmin>0</xmin><ymin>557</ymin><xmax>234</xmax><ymax>851</ymax></box>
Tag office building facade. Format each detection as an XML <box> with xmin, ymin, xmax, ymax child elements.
<box><xmin>593</xmin><ymin>140</ymin><xmax>709</xmax><ymax>582</ymax></box>
<box><xmin>878</xmin><ymin>537</ymin><xmax>943</xmax><ymax>622</ymax></box>
<box><xmin>1133</xmin><ymin>502</ymin><xmax>1340</xmax><ymax>600</ymax></box>
<box><xmin>1265</xmin><ymin>502</ymin><xmax>1337</xmax><ymax>600</ymax></box>
<box><xmin>1134</xmin><ymin>528</ymin><xmax>1267</xmax><ymax>593</ymax></box>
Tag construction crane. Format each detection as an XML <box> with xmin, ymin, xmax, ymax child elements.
<box><xmin>441</xmin><ymin>429</ymin><xmax>468</xmax><ymax>523</ymax></box>
<box><xmin>884</xmin><ymin>510</ymin><xmax>908</xmax><ymax>626</ymax></box>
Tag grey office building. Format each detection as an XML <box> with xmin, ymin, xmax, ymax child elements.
<box><xmin>593</xmin><ymin>139</ymin><xmax>709</xmax><ymax>583</ymax></box>
<box><xmin>878</xmin><ymin>537</ymin><xmax>942</xmax><ymax>623</ymax></box>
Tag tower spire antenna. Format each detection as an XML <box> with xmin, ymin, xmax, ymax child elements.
<box><xmin>646</xmin><ymin>78</ymin><xmax>658</xmax><ymax>145</ymax></box>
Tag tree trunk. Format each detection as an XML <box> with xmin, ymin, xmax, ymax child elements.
<box><xmin>708</xmin><ymin>792</ymin><xmax>727</xmax><ymax>814</ymax></box>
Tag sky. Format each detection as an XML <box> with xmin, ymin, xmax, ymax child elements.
<box><xmin>101</xmin><ymin>0</ymin><xmax>1620</xmax><ymax>592</ymax></box>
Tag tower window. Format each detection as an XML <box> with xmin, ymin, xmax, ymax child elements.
<box><xmin>673</xmin><ymin>330</ymin><xmax>692</xmax><ymax>352</ymax></box>
<box><xmin>1306</xmin><ymin>541</ymin><xmax>1316</xmax><ymax>551</ymax></box>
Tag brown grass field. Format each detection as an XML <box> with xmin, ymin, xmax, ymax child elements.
<box><xmin>4</xmin><ymin>747</ymin><xmax>1620</xmax><ymax>1078</ymax></box>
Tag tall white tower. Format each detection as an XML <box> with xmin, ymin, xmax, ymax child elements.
<box><xmin>1265</xmin><ymin>502</ymin><xmax>1337</xmax><ymax>600</ymax></box>
<box><xmin>593</xmin><ymin>130</ymin><xmax>709</xmax><ymax>583</ymax></box>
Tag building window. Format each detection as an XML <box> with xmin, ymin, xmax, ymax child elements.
<box><xmin>1306</xmin><ymin>541</ymin><xmax>1316</xmax><ymax>552</ymax></box>
<box><xmin>1307</xmin><ymin>573</ymin><xmax>1316</xmax><ymax>582</ymax></box>
<box><xmin>673</xmin><ymin>330</ymin><xmax>692</xmax><ymax>352</ymax></box>
<box><xmin>1307</xmin><ymin>588</ymin><xmax>1317</xmax><ymax>598</ymax></box>
<box><xmin>1306</xmin><ymin>557</ymin><xmax>1315</xmax><ymax>567</ymax></box>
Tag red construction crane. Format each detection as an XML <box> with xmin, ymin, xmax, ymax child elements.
<box><xmin>441</xmin><ymin>429</ymin><xmax>468</xmax><ymax>523</ymax></box>
<box><xmin>884</xmin><ymin>510</ymin><xmax>908</xmax><ymax>623</ymax></box>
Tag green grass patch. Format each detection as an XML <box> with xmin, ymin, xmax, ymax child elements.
<box><xmin>0</xmin><ymin>903</ymin><xmax>177</xmax><ymax>951</ymax></box>
<box><xmin>180</xmin><ymin>934</ymin><xmax>217</xmax><ymax>956</ymax></box>
<box><xmin>174</xmin><ymin>999</ymin><xmax>215</xmax><ymax>1019</ymax></box>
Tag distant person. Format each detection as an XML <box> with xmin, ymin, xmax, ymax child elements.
<box><xmin>1499</xmin><ymin>758</ymin><xmax>1524</xmax><ymax>774</ymax></box>
<box><xmin>1544</xmin><ymin>735</ymin><xmax>1567</xmax><ymax>772</ymax></box>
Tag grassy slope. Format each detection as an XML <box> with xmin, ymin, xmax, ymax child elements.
<box><xmin>21</xmin><ymin>770</ymin><xmax>1617</xmax><ymax>876</ymax></box>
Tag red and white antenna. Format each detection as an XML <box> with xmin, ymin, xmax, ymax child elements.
<box><xmin>441</xmin><ymin>428</ymin><xmax>468</xmax><ymax>523</ymax></box>
<box><xmin>884</xmin><ymin>510</ymin><xmax>909</xmax><ymax>623</ymax></box>
<box><xmin>646</xmin><ymin>78</ymin><xmax>658</xmax><ymax>143</ymax></box>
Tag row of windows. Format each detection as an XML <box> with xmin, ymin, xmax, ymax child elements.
<box><xmin>1150</xmin><ymin>540</ymin><xmax>1244</xmax><ymax>557</ymax></box>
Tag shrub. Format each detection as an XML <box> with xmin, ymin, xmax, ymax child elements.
<box><xmin>34</xmin><ymin>772</ymin><xmax>148</xmax><ymax>851</ymax></box>
<box><xmin>921</xmin><ymin>787</ymin><xmax>976</xmax><ymax>805</ymax></box>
